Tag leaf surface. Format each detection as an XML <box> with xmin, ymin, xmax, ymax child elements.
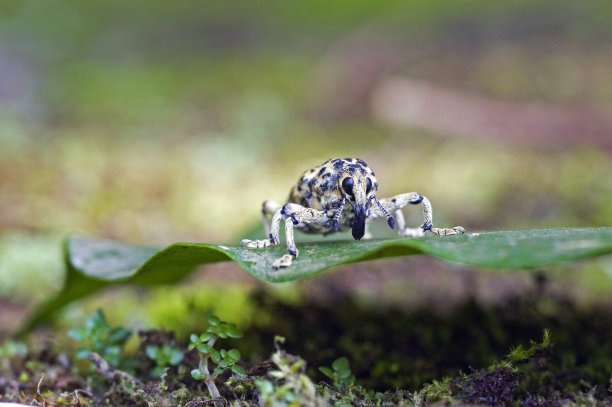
<box><xmin>20</xmin><ymin>228</ymin><xmax>612</xmax><ymax>334</ymax></box>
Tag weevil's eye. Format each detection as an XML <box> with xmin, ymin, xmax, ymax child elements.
<box><xmin>342</xmin><ymin>177</ymin><xmax>354</xmax><ymax>196</ymax></box>
<box><xmin>366</xmin><ymin>178</ymin><xmax>372</xmax><ymax>194</ymax></box>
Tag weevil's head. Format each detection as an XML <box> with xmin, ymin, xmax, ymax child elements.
<box><xmin>338</xmin><ymin>159</ymin><xmax>378</xmax><ymax>240</ymax></box>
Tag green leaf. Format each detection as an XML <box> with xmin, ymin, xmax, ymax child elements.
<box><xmin>318</xmin><ymin>366</ymin><xmax>334</xmax><ymax>379</ymax></box>
<box><xmin>151</xmin><ymin>366</ymin><xmax>165</xmax><ymax>379</ymax></box>
<box><xmin>168</xmin><ymin>348</ymin><xmax>184</xmax><ymax>365</ymax></box>
<box><xmin>145</xmin><ymin>345</ymin><xmax>158</xmax><ymax>360</ymax></box>
<box><xmin>67</xmin><ymin>327</ymin><xmax>86</xmax><ymax>341</ymax></box>
<box><xmin>75</xmin><ymin>348</ymin><xmax>91</xmax><ymax>360</ymax></box>
<box><xmin>255</xmin><ymin>379</ymin><xmax>274</xmax><ymax>395</ymax></box>
<box><xmin>199</xmin><ymin>331</ymin><xmax>214</xmax><ymax>342</ymax></box>
<box><xmin>231</xmin><ymin>364</ymin><xmax>246</xmax><ymax>376</ymax></box>
<box><xmin>217</xmin><ymin>358</ymin><xmax>234</xmax><ymax>368</ymax></box>
<box><xmin>227</xmin><ymin>348</ymin><xmax>241</xmax><ymax>361</ymax></box>
<box><xmin>86</xmin><ymin>309</ymin><xmax>107</xmax><ymax>330</ymax></box>
<box><xmin>196</xmin><ymin>343</ymin><xmax>212</xmax><ymax>354</ymax></box>
<box><xmin>332</xmin><ymin>357</ymin><xmax>350</xmax><ymax>372</ymax></box>
<box><xmin>189</xmin><ymin>334</ymin><xmax>199</xmax><ymax>344</ymax></box>
<box><xmin>207</xmin><ymin>315</ymin><xmax>221</xmax><ymax>327</ymax></box>
<box><xmin>210</xmin><ymin>349</ymin><xmax>221</xmax><ymax>363</ymax></box>
<box><xmin>109</xmin><ymin>327</ymin><xmax>131</xmax><ymax>344</ymax></box>
<box><xmin>20</xmin><ymin>229</ymin><xmax>612</xmax><ymax>333</ymax></box>
<box><xmin>226</xmin><ymin>325</ymin><xmax>243</xmax><ymax>339</ymax></box>
<box><xmin>191</xmin><ymin>368</ymin><xmax>205</xmax><ymax>380</ymax></box>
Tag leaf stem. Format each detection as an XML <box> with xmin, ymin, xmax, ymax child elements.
<box><xmin>201</xmin><ymin>336</ymin><xmax>221</xmax><ymax>399</ymax></box>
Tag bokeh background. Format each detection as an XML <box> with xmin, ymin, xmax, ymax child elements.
<box><xmin>1</xmin><ymin>0</ymin><xmax>612</xmax><ymax>345</ymax></box>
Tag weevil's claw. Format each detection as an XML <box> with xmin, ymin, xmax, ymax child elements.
<box><xmin>422</xmin><ymin>223</ymin><xmax>433</xmax><ymax>232</ymax></box>
<box><xmin>332</xmin><ymin>220</ymin><xmax>339</xmax><ymax>232</ymax></box>
<box><xmin>387</xmin><ymin>216</ymin><xmax>395</xmax><ymax>229</ymax></box>
<box><xmin>241</xmin><ymin>239</ymin><xmax>273</xmax><ymax>248</ymax></box>
<box><xmin>429</xmin><ymin>226</ymin><xmax>465</xmax><ymax>236</ymax></box>
<box><xmin>273</xmin><ymin>254</ymin><xmax>293</xmax><ymax>269</ymax></box>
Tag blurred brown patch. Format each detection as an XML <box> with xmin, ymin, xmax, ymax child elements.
<box><xmin>0</xmin><ymin>297</ymin><xmax>29</xmax><ymax>339</ymax></box>
<box><xmin>372</xmin><ymin>77</ymin><xmax>612</xmax><ymax>149</ymax></box>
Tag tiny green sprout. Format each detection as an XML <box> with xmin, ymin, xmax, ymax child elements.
<box><xmin>318</xmin><ymin>357</ymin><xmax>356</xmax><ymax>387</ymax></box>
<box><xmin>256</xmin><ymin>342</ymin><xmax>318</xmax><ymax>405</ymax></box>
<box><xmin>67</xmin><ymin>309</ymin><xmax>131</xmax><ymax>370</ymax></box>
<box><xmin>188</xmin><ymin>315</ymin><xmax>245</xmax><ymax>399</ymax></box>
<box><xmin>145</xmin><ymin>343</ymin><xmax>184</xmax><ymax>378</ymax></box>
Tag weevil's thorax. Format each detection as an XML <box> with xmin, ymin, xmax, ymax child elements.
<box><xmin>288</xmin><ymin>159</ymin><xmax>379</xmax><ymax>228</ymax></box>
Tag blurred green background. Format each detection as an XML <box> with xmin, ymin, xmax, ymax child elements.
<box><xmin>1</xmin><ymin>0</ymin><xmax>612</xmax><ymax>337</ymax></box>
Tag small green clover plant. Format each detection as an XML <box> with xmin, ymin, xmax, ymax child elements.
<box><xmin>145</xmin><ymin>344</ymin><xmax>184</xmax><ymax>378</ymax></box>
<box><xmin>188</xmin><ymin>315</ymin><xmax>246</xmax><ymax>399</ymax></box>
<box><xmin>318</xmin><ymin>357</ymin><xmax>356</xmax><ymax>387</ymax></box>
<box><xmin>67</xmin><ymin>309</ymin><xmax>131</xmax><ymax>370</ymax></box>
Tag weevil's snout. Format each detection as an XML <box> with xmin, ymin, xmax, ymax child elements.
<box><xmin>340</xmin><ymin>175</ymin><xmax>370</xmax><ymax>240</ymax></box>
<box><xmin>352</xmin><ymin>204</ymin><xmax>366</xmax><ymax>240</ymax></box>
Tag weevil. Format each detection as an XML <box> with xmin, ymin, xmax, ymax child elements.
<box><xmin>241</xmin><ymin>158</ymin><xmax>464</xmax><ymax>268</ymax></box>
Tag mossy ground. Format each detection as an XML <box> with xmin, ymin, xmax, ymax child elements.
<box><xmin>2</xmin><ymin>272</ymin><xmax>612</xmax><ymax>406</ymax></box>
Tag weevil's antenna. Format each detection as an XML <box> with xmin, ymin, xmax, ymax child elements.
<box><xmin>371</xmin><ymin>195</ymin><xmax>395</xmax><ymax>229</ymax></box>
<box><xmin>345</xmin><ymin>194</ymin><xmax>356</xmax><ymax>212</ymax></box>
<box><xmin>332</xmin><ymin>197</ymin><xmax>346</xmax><ymax>231</ymax></box>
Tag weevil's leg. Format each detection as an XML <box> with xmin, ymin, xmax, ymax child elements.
<box><xmin>269</xmin><ymin>208</ymin><xmax>282</xmax><ymax>244</ymax></box>
<box><xmin>371</xmin><ymin>192</ymin><xmax>464</xmax><ymax>236</ymax></box>
<box><xmin>419</xmin><ymin>196</ymin><xmax>464</xmax><ymax>235</ymax></box>
<box><xmin>390</xmin><ymin>208</ymin><xmax>424</xmax><ymax>237</ymax></box>
<box><xmin>272</xmin><ymin>254</ymin><xmax>293</xmax><ymax>269</ymax></box>
<box><xmin>369</xmin><ymin>195</ymin><xmax>396</xmax><ymax>229</ymax></box>
<box><xmin>395</xmin><ymin>207</ymin><xmax>424</xmax><ymax>237</ymax></box>
<box><xmin>331</xmin><ymin>197</ymin><xmax>346</xmax><ymax>232</ymax></box>
<box><xmin>368</xmin><ymin>192</ymin><xmax>422</xmax><ymax>236</ymax></box>
<box><xmin>241</xmin><ymin>201</ymin><xmax>283</xmax><ymax>249</ymax></box>
<box><xmin>430</xmin><ymin>225</ymin><xmax>465</xmax><ymax>235</ymax></box>
<box><xmin>281</xmin><ymin>203</ymin><xmax>332</xmax><ymax>257</ymax></box>
<box><xmin>284</xmin><ymin>216</ymin><xmax>298</xmax><ymax>257</ymax></box>
<box><xmin>393</xmin><ymin>208</ymin><xmax>406</xmax><ymax>230</ymax></box>
<box><xmin>261</xmin><ymin>200</ymin><xmax>281</xmax><ymax>237</ymax></box>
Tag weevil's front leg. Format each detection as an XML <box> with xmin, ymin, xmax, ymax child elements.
<box><xmin>271</xmin><ymin>203</ymin><xmax>331</xmax><ymax>269</ymax></box>
<box><xmin>241</xmin><ymin>200</ymin><xmax>282</xmax><ymax>248</ymax></box>
<box><xmin>280</xmin><ymin>203</ymin><xmax>331</xmax><ymax>258</ymax></box>
<box><xmin>371</xmin><ymin>192</ymin><xmax>464</xmax><ymax>236</ymax></box>
<box><xmin>261</xmin><ymin>200</ymin><xmax>281</xmax><ymax>237</ymax></box>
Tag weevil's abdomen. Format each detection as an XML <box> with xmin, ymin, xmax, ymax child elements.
<box><xmin>288</xmin><ymin>160</ymin><xmax>345</xmax><ymax>211</ymax></box>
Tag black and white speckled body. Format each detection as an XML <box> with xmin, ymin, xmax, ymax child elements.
<box><xmin>241</xmin><ymin>158</ymin><xmax>464</xmax><ymax>269</ymax></box>
<box><xmin>287</xmin><ymin>158</ymin><xmax>379</xmax><ymax>237</ymax></box>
